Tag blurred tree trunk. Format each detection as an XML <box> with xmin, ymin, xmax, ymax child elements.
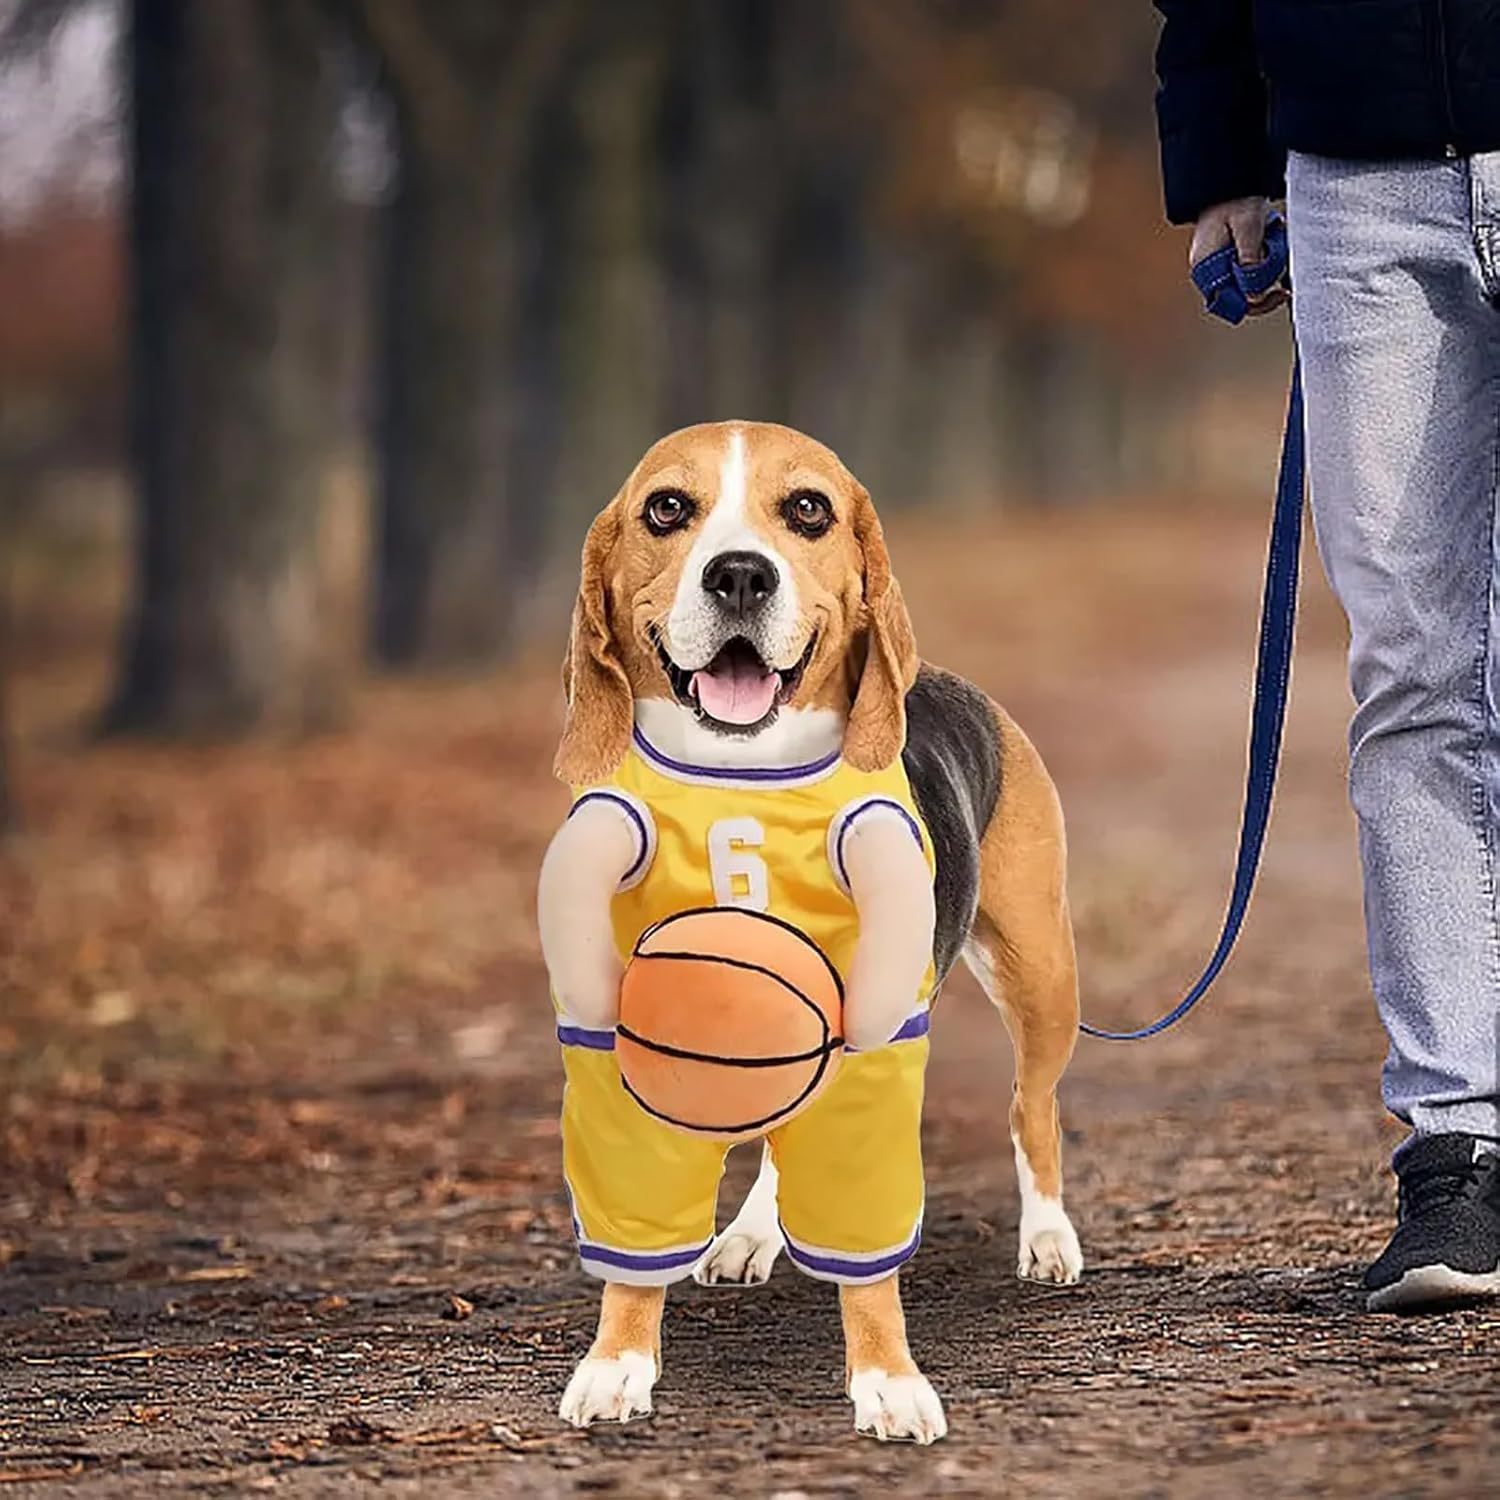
<box><xmin>925</xmin><ymin>298</ymin><xmax>1005</xmax><ymax>509</ymax></box>
<box><xmin>766</xmin><ymin>0</ymin><xmax>870</xmax><ymax>449</ymax></box>
<box><xmin>0</xmin><ymin>485</ymin><xmax>14</xmax><ymax>835</ymax></box>
<box><xmin>998</xmin><ymin>331</ymin><xmax>1123</xmax><ymax>502</ymax></box>
<box><xmin>660</xmin><ymin>0</ymin><xmax>878</xmax><ymax>460</ymax></box>
<box><xmin>0</xmin><ymin>685</ymin><xmax>11</xmax><ymax>837</ymax></box>
<box><xmin>374</xmin><ymin>142</ymin><xmax>512</xmax><ymax>666</ymax></box>
<box><xmin>695</xmin><ymin>0</ymin><xmax>775</xmax><ymax>422</ymax></box>
<box><xmin>107</xmin><ymin>0</ymin><xmax>351</xmax><ymax>737</ymax></box>
<box><xmin>505</xmin><ymin>82</ymin><xmax>574</xmax><ymax>585</ymax></box>
<box><xmin>657</xmin><ymin>0</ymin><xmax>775</xmax><ymax>429</ymax></box>
<box><xmin>552</xmin><ymin>8</ymin><xmax>666</xmax><ymax>533</ymax></box>
<box><xmin>358</xmin><ymin>0</ymin><xmax>575</xmax><ymax>669</ymax></box>
<box><xmin>847</xmin><ymin>244</ymin><xmax>942</xmax><ymax>506</ymax></box>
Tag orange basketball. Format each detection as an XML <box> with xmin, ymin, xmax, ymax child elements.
<box><xmin>616</xmin><ymin>906</ymin><xmax>845</xmax><ymax>1140</ymax></box>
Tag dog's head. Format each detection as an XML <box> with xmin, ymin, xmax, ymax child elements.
<box><xmin>555</xmin><ymin>421</ymin><xmax>918</xmax><ymax>785</ymax></box>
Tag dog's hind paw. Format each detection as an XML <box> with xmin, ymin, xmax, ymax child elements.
<box><xmin>1017</xmin><ymin>1218</ymin><xmax>1083</xmax><ymax>1285</ymax></box>
<box><xmin>558</xmin><ymin>1351</ymin><xmax>655</xmax><ymax>1427</ymax></box>
<box><xmin>694</xmin><ymin>1223</ymin><xmax>783</xmax><ymax>1286</ymax></box>
<box><xmin>849</xmin><ymin>1368</ymin><xmax>947</xmax><ymax>1444</ymax></box>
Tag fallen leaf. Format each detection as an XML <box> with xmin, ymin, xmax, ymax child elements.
<box><xmin>88</xmin><ymin>990</ymin><xmax>137</xmax><ymax>1027</ymax></box>
<box><xmin>327</xmin><ymin>1416</ymin><xmax>395</xmax><ymax>1446</ymax></box>
<box><xmin>174</xmin><ymin>1265</ymin><xmax>255</xmax><ymax>1283</ymax></box>
<box><xmin>0</xmin><ymin>1464</ymin><xmax>85</xmax><ymax>1484</ymax></box>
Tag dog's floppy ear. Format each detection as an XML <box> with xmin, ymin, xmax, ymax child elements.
<box><xmin>554</xmin><ymin>502</ymin><xmax>633</xmax><ymax>786</ymax></box>
<box><xmin>844</xmin><ymin>483</ymin><xmax>919</xmax><ymax>772</ymax></box>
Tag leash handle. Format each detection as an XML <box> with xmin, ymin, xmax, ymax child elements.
<box><xmin>1189</xmin><ymin>212</ymin><xmax>1290</xmax><ymax>324</ymax></box>
<box><xmin>1081</xmin><ymin>215</ymin><xmax>1301</xmax><ymax>1041</ymax></box>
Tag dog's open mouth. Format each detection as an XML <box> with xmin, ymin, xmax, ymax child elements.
<box><xmin>652</xmin><ymin>631</ymin><xmax>816</xmax><ymax>731</ymax></box>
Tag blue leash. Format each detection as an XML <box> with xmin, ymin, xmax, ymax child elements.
<box><xmin>1080</xmin><ymin>215</ymin><xmax>1303</xmax><ymax>1040</ymax></box>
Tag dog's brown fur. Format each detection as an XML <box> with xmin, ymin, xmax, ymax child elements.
<box><xmin>972</xmin><ymin>707</ymin><xmax>1079</xmax><ymax>1203</ymax></box>
<box><xmin>590</xmin><ymin>1283</ymin><xmax>664</xmax><ymax>1369</ymax></box>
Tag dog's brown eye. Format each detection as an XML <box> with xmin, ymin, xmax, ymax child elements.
<box><xmin>782</xmin><ymin>490</ymin><xmax>834</xmax><ymax>538</ymax></box>
<box><xmin>643</xmin><ymin>490</ymin><xmax>695</xmax><ymax>535</ymax></box>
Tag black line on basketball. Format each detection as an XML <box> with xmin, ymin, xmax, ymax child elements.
<box><xmin>619</xmin><ymin>1034</ymin><xmax>834</xmax><ymax>1136</ymax></box>
<box><xmin>627</xmin><ymin>950</ymin><xmax>830</xmax><ymax>1053</ymax></box>
<box><xmin>616</xmin><ymin>1021</ymin><xmax>844</xmax><ymax>1068</ymax></box>
<box><xmin>632</xmin><ymin>905</ymin><xmax>846</xmax><ymax>1002</ymax></box>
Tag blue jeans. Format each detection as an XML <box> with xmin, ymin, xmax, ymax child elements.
<box><xmin>1288</xmin><ymin>151</ymin><xmax>1500</xmax><ymax>1154</ymax></box>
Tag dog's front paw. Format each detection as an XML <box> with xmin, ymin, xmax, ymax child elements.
<box><xmin>694</xmin><ymin>1222</ymin><xmax>783</xmax><ymax>1285</ymax></box>
<box><xmin>558</xmin><ymin>1351</ymin><xmax>655</xmax><ymax>1428</ymax></box>
<box><xmin>849</xmin><ymin>1368</ymin><xmax>947</xmax><ymax>1444</ymax></box>
<box><xmin>1017</xmin><ymin>1210</ymin><xmax>1083</xmax><ymax>1285</ymax></box>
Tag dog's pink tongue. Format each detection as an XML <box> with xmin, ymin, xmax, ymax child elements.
<box><xmin>692</xmin><ymin>655</ymin><xmax>778</xmax><ymax>725</ymax></box>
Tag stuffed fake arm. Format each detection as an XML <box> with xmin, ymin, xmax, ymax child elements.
<box><xmin>840</xmin><ymin>812</ymin><xmax>936</xmax><ymax>1051</ymax></box>
<box><xmin>537</xmin><ymin>799</ymin><xmax>641</xmax><ymax>1029</ymax></box>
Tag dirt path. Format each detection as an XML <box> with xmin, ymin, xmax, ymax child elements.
<box><xmin>3</xmin><ymin>505</ymin><xmax>1497</xmax><ymax>1497</ymax></box>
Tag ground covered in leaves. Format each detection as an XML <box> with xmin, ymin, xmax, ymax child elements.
<box><xmin>3</xmin><ymin>502</ymin><xmax>1497</xmax><ymax>1496</ymax></box>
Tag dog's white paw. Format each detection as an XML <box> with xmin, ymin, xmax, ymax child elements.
<box><xmin>849</xmin><ymin>1368</ymin><xmax>947</xmax><ymax>1444</ymax></box>
<box><xmin>696</xmin><ymin>1145</ymin><xmax>783</xmax><ymax>1285</ymax></box>
<box><xmin>694</xmin><ymin>1222</ymin><xmax>784</xmax><ymax>1285</ymax></box>
<box><xmin>558</xmin><ymin>1351</ymin><xmax>655</xmax><ymax>1428</ymax></box>
<box><xmin>1017</xmin><ymin>1212</ymin><xmax>1083</xmax><ymax>1285</ymax></box>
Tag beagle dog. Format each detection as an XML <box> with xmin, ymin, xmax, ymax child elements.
<box><xmin>538</xmin><ymin>421</ymin><xmax>1082</xmax><ymax>1444</ymax></box>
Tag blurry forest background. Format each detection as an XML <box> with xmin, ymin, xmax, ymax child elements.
<box><xmin>9</xmin><ymin>13</ymin><xmax>1468</xmax><ymax>1494</ymax></box>
<box><xmin>0</xmin><ymin>0</ymin><xmax>1288</xmax><ymax>782</ymax></box>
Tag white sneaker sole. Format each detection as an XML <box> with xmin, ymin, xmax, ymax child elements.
<box><xmin>1366</xmin><ymin>1263</ymin><xmax>1500</xmax><ymax>1312</ymax></box>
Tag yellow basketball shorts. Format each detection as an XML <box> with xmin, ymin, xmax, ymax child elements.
<box><xmin>558</xmin><ymin>1012</ymin><xmax>929</xmax><ymax>1285</ymax></box>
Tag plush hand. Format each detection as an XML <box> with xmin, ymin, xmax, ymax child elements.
<box><xmin>840</xmin><ymin>814</ymin><xmax>936</xmax><ymax>1051</ymax></box>
<box><xmin>537</xmin><ymin>802</ymin><xmax>635</xmax><ymax>1028</ymax></box>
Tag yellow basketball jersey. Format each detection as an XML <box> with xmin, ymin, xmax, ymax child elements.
<box><xmin>555</xmin><ymin>726</ymin><xmax>936</xmax><ymax>1286</ymax></box>
<box><xmin>574</xmin><ymin>726</ymin><xmax>936</xmax><ymax>994</ymax></box>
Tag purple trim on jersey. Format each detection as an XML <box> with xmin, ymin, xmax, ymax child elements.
<box><xmin>576</xmin><ymin>1237</ymin><xmax>709</xmax><ymax>1272</ymax></box>
<box><xmin>632</xmin><ymin>726</ymin><xmax>841</xmax><ymax>784</ymax></box>
<box><xmin>834</xmin><ymin>797</ymin><xmax>924</xmax><ymax>888</ymax></box>
<box><xmin>780</xmin><ymin>1219</ymin><xmax>922</xmax><ymax>1280</ymax></box>
<box><xmin>889</xmin><ymin>1009</ymin><xmax>932</xmax><ymax>1044</ymax></box>
<box><xmin>569</xmin><ymin>790</ymin><xmax>649</xmax><ymax>884</ymax></box>
<box><xmin>844</xmin><ymin>1008</ymin><xmax>931</xmax><ymax>1053</ymax></box>
<box><xmin>557</xmin><ymin>1023</ymin><xmax>616</xmax><ymax>1051</ymax></box>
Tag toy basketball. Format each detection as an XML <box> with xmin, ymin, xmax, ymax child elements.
<box><xmin>616</xmin><ymin>906</ymin><xmax>844</xmax><ymax>1139</ymax></box>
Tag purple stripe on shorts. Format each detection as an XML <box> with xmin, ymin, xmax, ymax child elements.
<box><xmin>633</xmin><ymin>726</ymin><xmax>840</xmax><ymax>783</ymax></box>
<box><xmin>834</xmin><ymin>798</ymin><xmax>924</xmax><ymax>889</ymax></box>
<box><xmin>569</xmin><ymin>790</ymin><xmax>649</xmax><ymax>884</ymax></box>
<box><xmin>557</xmin><ymin>1023</ymin><xmax>616</xmax><ymax>1050</ymax></box>
<box><xmin>780</xmin><ymin>1220</ymin><xmax>922</xmax><ymax>1280</ymax></box>
<box><xmin>577</xmin><ymin>1239</ymin><xmax>709</xmax><ymax>1271</ymax></box>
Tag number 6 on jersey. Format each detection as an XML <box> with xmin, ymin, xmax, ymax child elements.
<box><xmin>707</xmin><ymin>816</ymin><xmax>769</xmax><ymax>911</ymax></box>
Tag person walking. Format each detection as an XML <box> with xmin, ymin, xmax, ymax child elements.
<box><xmin>1154</xmin><ymin>0</ymin><xmax>1500</xmax><ymax>1310</ymax></box>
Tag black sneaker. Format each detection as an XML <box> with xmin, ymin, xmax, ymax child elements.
<box><xmin>1363</xmin><ymin>1133</ymin><xmax>1500</xmax><ymax>1312</ymax></box>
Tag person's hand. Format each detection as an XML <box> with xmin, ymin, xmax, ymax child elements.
<box><xmin>1189</xmin><ymin>195</ymin><xmax>1289</xmax><ymax>316</ymax></box>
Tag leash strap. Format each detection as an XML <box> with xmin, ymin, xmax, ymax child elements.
<box><xmin>1080</xmin><ymin>217</ymin><xmax>1303</xmax><ymax>1041</ymax></box>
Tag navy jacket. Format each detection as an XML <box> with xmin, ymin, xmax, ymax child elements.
<box><xmin>1155</xmin><ymin>1</ymin><xmax>1500</xmax><ymax>223</ymax></box>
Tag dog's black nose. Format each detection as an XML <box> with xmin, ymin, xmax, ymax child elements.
<box><xmin>702</xmin><ymin>551</ymin><xmax>779</xmax><ymax>617</ymax></box>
